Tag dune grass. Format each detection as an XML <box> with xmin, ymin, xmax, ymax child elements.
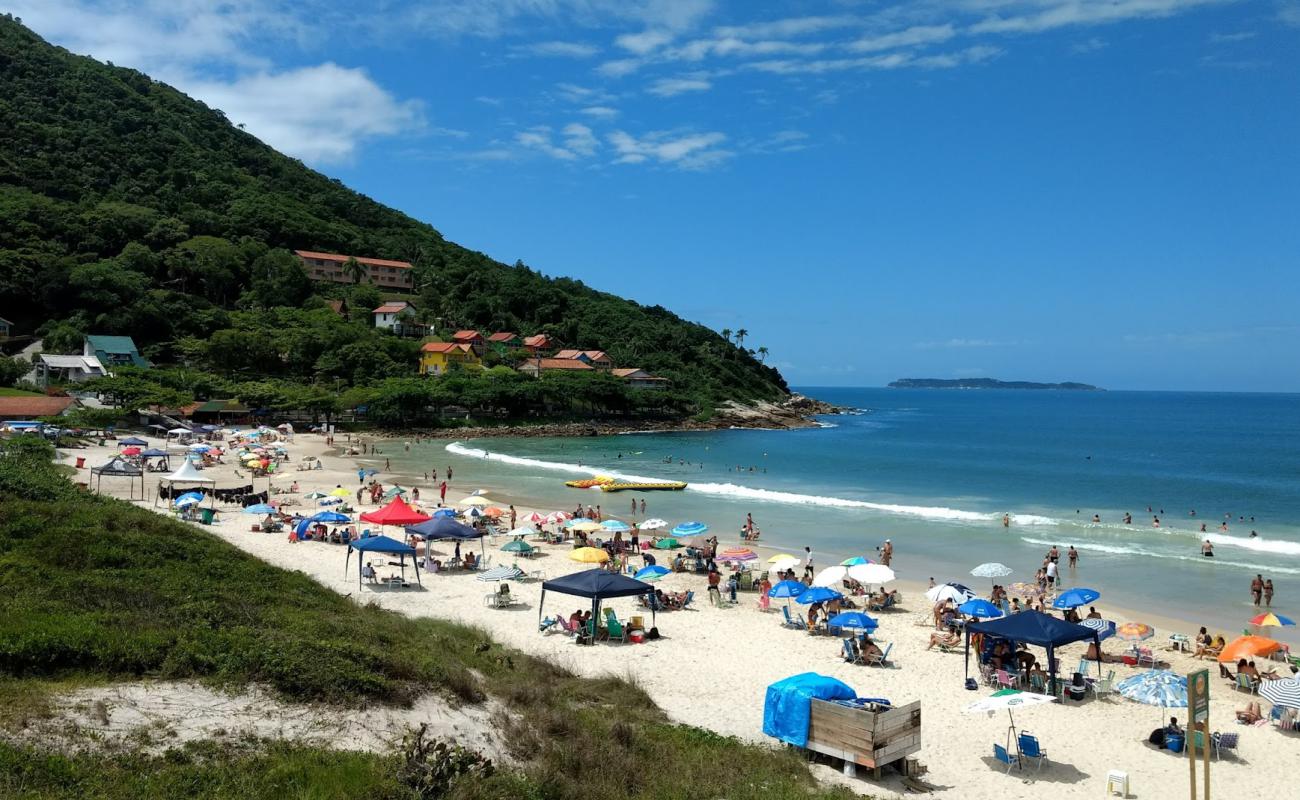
<box><xmin>0</xmin><ymin>438</ymin><xmax>858</xmax><ymax>799</ymax></box>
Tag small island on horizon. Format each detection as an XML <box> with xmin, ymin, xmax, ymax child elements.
<box><xmin>888</xmin><ymin>378</ymin><xmax>1102</xmax><ymax>391</ymax></box>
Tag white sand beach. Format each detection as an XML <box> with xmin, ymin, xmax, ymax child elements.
<box><xmin>67</xmin><ymin>432</ymin><xmax>1300</xmax><ymax>799</ymax></box>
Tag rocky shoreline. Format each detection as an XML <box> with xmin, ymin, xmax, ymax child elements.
<box><xmin>388</xmin><ymin>394</ymin><xmax>848</xmax><ymax>439</ymax></box>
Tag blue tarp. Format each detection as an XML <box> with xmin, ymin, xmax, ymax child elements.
<box><xmin>762</xmin><ymin>672</ymin><xmax>857</xmax><ymax>747</ymax></box>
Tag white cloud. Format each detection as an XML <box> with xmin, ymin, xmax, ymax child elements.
<box><xmin>849</xmin><ymin>24</ymin><xmax>955</xmax><ymax>53</ymax></box>
<box><xmin>713</xmin><ymin>15</ymin><xmax>860</xmax><ymax>39</ymax></box>
<box><xmin>608</xmin><ymin>129</ymin><xmax>730</xmax><ymax>169</ymax></box>
<box><xmin>597</xmin><ymin>57</ymin><xmax>646</xmax><ymax>77</ymax></box>
<box><xmin>511</xmin><ymin>40</ymin><xmax>600</xmax><ymax>58</ymax></box>
<box><xmin>580</xmin><ymin>105</ymin><xmax>620</xmax><ymax>118</ymax></box>
<box><xmin>913</xmin><ymin>338</ymin><xmax>1019</xmax><ymax>349</ymax></box>
<box><xmin>1282</xmin><ymin>2</ymin><xmax>1300</xmax><ymax>27</ymax></box>
<box><xmin>380</xmin><ymin>0</ymin><xmax>713</xmax><ymax>39</ymax></box>
<box><xmin>1208</xmin><ymin>30</ymin><xmax>1256</xmax><ymax>41</ymax></box>
<box><xmin>616</xmin><ymin>29</ymin><xmax>674</xmax><ymax>54</ymax></box>
<box><xmin>647</xmin><ymin>76</ymin><xmax>712</xmax><ymax>96</ymax></box>
<box><xmin>554</xmin><ymin>82</ymin><xmax>615</xmax><ymax>103</ymax></box>
<box><xmin>515</xmin><ymin>122</ymin><xmax>600</xmax><ymax>160</ymax></box>
<box><xmin>1071</xmin><ymin>37</ymin><xmax>1109</xmax><ymax>53</ymax></box>
<box><xmin>561</xmin><ymin>122</ymin><xmax>599</xmax><ymax>155</ymax></box>
<box><xmin>188</xmin><ymin>63</ymin><xmax>422</xmax><ymax>164</ymax></box>
<box><xmin>969</xmin><ymin>0</ymin><xmax>1230</xmax><ymax>35</ymax></box>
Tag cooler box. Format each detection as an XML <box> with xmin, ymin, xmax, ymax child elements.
<box><xmin>629</xmin><ymin>631</ymin><xmax>645</xmax><ymax>643</ymax></box>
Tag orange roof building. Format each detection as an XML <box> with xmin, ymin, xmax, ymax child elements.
<box><xmin>0</xmin><ymin>396</ymin><xmax>77</xmax><ymax>419</ymax></box>
<box><xmin>294</xmin><ymin>250</ymin><xmax>414</xmax><ymax>290</ymax></box>
<box><xmin>517</xmin><ymin>358</ymin><xmax>595</xmax><ymax>378</ymax></box>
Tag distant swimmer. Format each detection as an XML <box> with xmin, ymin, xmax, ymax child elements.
<box><xmin>1002</xmin><ymin>514</ymin><xmax>1010</xmax><ymax>528</ymax></box>
<box><xmin>1250</xmin><ymin>530</ymin><xmax>1258</xmax><ymax>538</ymax></box>
<box><xmin>1123</xmin><ymin>513</ymin><xmax>1132</xmax><ymax>525</ymax></box>
<box><xmin>1085</xmin><ymin>455</ymin><xmax>1092</xmax><ymax>460</ymax></box>
<box><xmin>1190</xmin><ymin>509</ymin><xmax>1196</xmax><ymax>517</ymax></box>
<box><xmin>1200</xmin><ymin>523</ymin><xmax>1207</xmax><ymax>532</ymax></box>
<box><xmin>1092</xmin><ymin>514</ymin><xmax>1101</xmax><ymax>523</ymax></box>
<box><xmin>1153</xmin><ymin>516</ymin><xmax>1161</xmax><ymax>528</ymax></box>
<box><xmin>1202</xmin><ymin>540</ymin><xmax>1215</xmax><ymax>558</ymax></box>
<box><xmin>1220</xmin><ymin>522</ymin><xmax>1229</xmax><ymax>532</ymax></box>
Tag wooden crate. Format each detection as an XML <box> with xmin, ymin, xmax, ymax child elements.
<box><xmin>806</xmin><ymin>699</ymin><xmax>921</xmax><ymax>776</ymax></box>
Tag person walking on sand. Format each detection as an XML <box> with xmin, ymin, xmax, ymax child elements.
<box><xmin>1251</xmin><ymin>575</ymin><xmax>1264</xmax><ymax>606</ymax></box>
<box><xmin>802</xmin><ymin>546</ymin><xmax>814</xmax><ymax>579</ymax></box>
<box><xmin>431</xmin><ymin>468</ymin><xmax>437</xmax><ymax>481</ymax></box>
<box><xmin>509</xmin><ymin>505</ymin><xmax>517</xmax><ymax>529</ymax></box>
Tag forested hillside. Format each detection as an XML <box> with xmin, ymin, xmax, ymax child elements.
<box><xmin>0</xmin><ymin>16</ymin><xmax>786</xmax><ymax>418</ymax></box>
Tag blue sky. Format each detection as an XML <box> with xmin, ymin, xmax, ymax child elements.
<box><xmin>12</xmin><ymin>1</ymin><xmax>1300</xmax><ymax>391</ymax></box>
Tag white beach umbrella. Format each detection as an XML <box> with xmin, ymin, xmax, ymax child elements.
<box><xmin>812</xmin><ymin>566</ymin><xmax>848</xmax><ymax>587</ymax></box>
<box><xmin>971</xmin><ymin>562</ymin><xmax>1013</xmax><ymax>579</ymax></box>
<box><xmin>925</xmin><ymin>582</ymin><xmax>976</xmax><ymax>604</ymax></box>
<box><xmin>769</xmin><ymin>556</ymin><xmax>800</xmax><ymax>573</ymax></box>
<box><xmin>848</xmin><ymin>563</ymin><xmax>896</xmax><ymax>585</ymax></box>
<box><xmin>639</xmin><ymin>518</ymin><xmax>668</xmax><ymax>530</ymax></box>
<box><xmin>508</xmin><ymin>526</ymin><xmax>536</xmax><ymax>537</ymax></box>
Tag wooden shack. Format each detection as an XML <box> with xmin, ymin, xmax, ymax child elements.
<box><xmin>805</xmin><ymin>699</ymin><xmax>922</xmax><ymax>777</ymax></box>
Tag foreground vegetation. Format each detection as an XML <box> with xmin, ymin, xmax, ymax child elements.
<box><xmin>0</xmin><ymin>437</ymin><xmax>854</xmax><ymax>799</ymax></box>
<box><xmin>0</xmin><ymin>15</ymin><xmax>786</xmax><ymax>415</ymax></box>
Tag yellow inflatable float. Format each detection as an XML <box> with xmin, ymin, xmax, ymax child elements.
<box><xmin>599</xmin><ymin>481</ymin><xmax>688</xmax><ymax>492</ymax></box>
<box><xmin>564</xmin><ymin>476</ymin><xmax>615</xmax><ymax>489</ymax></box>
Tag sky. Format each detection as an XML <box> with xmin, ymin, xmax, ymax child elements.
<box><xmin>9</xmin><ymin>0</ymin><xmax>1300</xmax><ymax>392</ymax></box>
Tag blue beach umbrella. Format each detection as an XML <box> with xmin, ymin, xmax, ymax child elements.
<box><xmin>635</xmin><ymin>565</ymin><xmax>670</xmax><ymax>582</ymax></box>
<box><xmin>768</xmin><ymin>580</ymin><xmax>807</xmax><ymax>599</ymax></box>
<box><xmin>671</xmin><ymin>521</ymin><xmax>709</xmax><ymax>536</ymax></box>
<box><xmin>797</xmin><ymin>586</ymin><xmax>845</xmax><ymax>605</ymax></box>
<box><xmin>828</xmin><ymin>611</ymin><xmax>879</xmax><ymax>631</ymax></box>
<box><xmin>1052</xmin><ymin>587</ymin><xmax>1101</xmax><ymax>609</ymax></box>
<box><xmin>310</xmin><ymin>511</ymin><xmax>350</xmax><ymax>523</ymax></box>
<box><xmin>1080</xmin><ymin>618</ymin><xmax>1117</xmax><ymax>641</ymax></box>
<box><xmin>840</xmin><ymin>556</ymin><xmax>875</xmax><ymax>566</ymax></box>
<box><xmin>958</xmin><ymin>598</ymin><xmax>1004</xmax><ymax>619</ymax></box>
<box><xmin>432</xmin><ymin>508</ymin><xmax>457</xmax><ymax>518</ymax></box>
<box><xmin>601</xmin><ymin>520</ymin><xmax>632</xmax><ymax>532</ymax></box>
<box><xmin>242</xmin><ymin>503</ymin><xmax>276</xmax><ymax>515</ymax></box>
<box><xmin>173</xmin><ymin>491</ymin><xmax>204</xmax><ymax>508</ymax></box>
<box><xmin>1117</xmin><ymin>670</ymin><xmax>1187</xmax><ymax>710</ymax></box>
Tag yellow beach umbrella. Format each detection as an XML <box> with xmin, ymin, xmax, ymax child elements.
<box><xmin>459</xmin><ymin>495</ymin><xmax>492</xmax><ymax>507</ymax></box>
<box><xmin>569</xmin><ymin>547</ymin><xmax>610</xmax><ymax>563</ymax></box>
<box><xmin>767</xmin><ymin>553</ymin><xmax>797</xmax><ymax>563</ymax></box>
<box><xmin>329</xmin><ymin>487</ymin><xmax>353</xmax><ymax>498</ymax></box>
<box><xmin>569</xmin><ymin>520</ymin><xmax>602</xmax><ymax>532</ymax></box>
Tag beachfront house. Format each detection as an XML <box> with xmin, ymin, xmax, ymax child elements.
<box><xmin>486</xmin><ymin>332</ymin><xmax>522</xmax><ymax>356</ymax></box>
<box><xmin>0</xmin><ymin>395</ymin><xmax>78</xmax><ymax>421</ymax></box>
<box><xmin>517</xmin><ymin>358</ymin><xmax>594</xmax><ymax>378</ymax></box>
<box><xmin>372</xmin><ymin>301</ymin><xmax>414</xmax><ymax>332</ymax></box>
<box><xmin>419</xmin><ymin>342</ymin><xmax>482</xmax><ymax>376</ymax></box>
<box><xmin>611</xmin><ymin>368</ymin><xmax>669</xmax><ymax>390</ymax></box>
<box><xmin>36</xmin><ymin>353</ymin><xmax>109</xmax><ymax>386</ymax></box>
<box><xmin>84</xmin><ymin>334</ymin><xmax>149</xmax><ymax>368</ymax></box>
<box><xmin>294</xmin><ymin>250</ymin><xmax>415</xmax><ymax>290</ymax></box>
<box><xmin>451</xmin><ymin>330</ymin><xmax>486</xmax><ymax>356</ymax></box>
<box><xmin>522</xmin><ymin>333</ymin><xmax>556</xmax><ymax>353</ymax></box>
<box><xmin>553</xmin><ymin>349</ymin><xmax>613</xmax><ymax>370</ymax></box>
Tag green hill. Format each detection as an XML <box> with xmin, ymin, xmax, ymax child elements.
<box><xmin>0</xmin><ymin>15</ymin><xmax>786</xmax><ymax>416</ymax></box>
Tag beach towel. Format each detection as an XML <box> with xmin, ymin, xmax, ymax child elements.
<box><xmin>762</xmin><ymin>672</ymin><xmax>857</xmax><ymax>748</ymax></box>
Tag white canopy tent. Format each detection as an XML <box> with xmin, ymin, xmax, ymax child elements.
<box><xmin>155</xmin><ymin>458</ymin><xmax>216</xmax><ymax>507</ymax></box>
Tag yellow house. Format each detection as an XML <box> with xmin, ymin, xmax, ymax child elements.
<box><xmin>420</xmin><ymin>342</ymin><xmax>482</xmax><ymax>376</ymax></box>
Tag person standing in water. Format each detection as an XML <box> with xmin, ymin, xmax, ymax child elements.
<box><xmin>1201</xmin><ymin>539</ymin><xmax>1215</xmax><ymax>558</ymax></box>
<box><xmin>1263</xmin><ymin>579</ymin><xmax>1274</xmax><ymax>606</ymax></box>
<box><xmin>880</xmin><ymin>539</ymin><xmax>893</xmax><ymax>567</ymax></box>
<box><xmin>1067</xmin><ymin>546</ymin><xmax>1078</xmax><ymax>569</ymax></box>
<box><xmin>1002</xmin><ymin>513</ymin><xmax>1010</xmax><ymax>528</ymax></box>
<box><xmin>1251</xmin><ymin>575</ymin><xmax>1264</xmax><ymax>606</ymax></box>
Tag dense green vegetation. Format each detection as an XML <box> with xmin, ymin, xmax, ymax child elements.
<box><xmin>0</xmin><ymin>16</ymin><xmax>787</xmax><ymax>418</ymax></box>
<box><xmin>0</xmin><ymin>437</ymin><xmax>854</xmax><ymax>799</ymax></box>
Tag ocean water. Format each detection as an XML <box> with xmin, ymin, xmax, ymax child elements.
<box><xmin>386</xmin><ymin>388</ymin><xmax>1300</xmax><ymax>641</ymax></box>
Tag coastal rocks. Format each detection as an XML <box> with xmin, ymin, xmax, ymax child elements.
<box><xmin>711</xmin><ymin>394</ymin><xmax>844</xmax><ymax>430</ymax></box>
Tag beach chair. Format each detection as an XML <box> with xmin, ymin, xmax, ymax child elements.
<box><xmin>1090</xmin><ymin>675</ymin><xmax>1115</xmax><ymax>700</ymax></box>
<box><xmin>1136</xmin><ymin>647</ymin><xmax>1156</xmax><ymax>668</ymax></box>
<box><xmin>993</xmin><ymin>743</ymin><xmax>1019</xmax><ymax>773</ymax></box>
<box><xmin>995</xmin><ymin>669</ymin><xmax>1020</xmax><ymax>690</ymax></box>
<box><xmin>1017</xmin><ymin>732</ymin><xmax>1048</xmax><ymax>771</ymax></box>
<box><xmin>865</xmin><ymin>642</ymin><xmax>892</xmax><ymax>667</ymax></box>
<box><xmin>1210</xmin><ymin>731</ymin><xmax>1238</xmax><ymax>759</ymax></box>
<box><xmin>1234</xmin><ymin>673</ymin><xmax>1258</xmax><ymax>694</ymax></box>
<box><xmin>781</xmin><ymin>605</ymin><xmax>800</xmax><ymax>629</ymax></box>
<box><xmin>842</xmin><ymin>638</ymin><xmax>864</xmax><ymax>665</ymax></box>
<box><xmin>681</xmin><ymin>590</ymin><xmax>696</xmax><ymax>610</ymax></box>
<box><xmin>1076</xmin><ymin>658</ymin><xmax>1091</xmax><ymax>678</ymax></box>
<box><xmin>604</xmin><ymin>611</ymin><xmax>628</xmax><ymax>644</ymax></box>
<box><xmin>1028</xmin><ymin>672</ymin><xmax>1047</xmax><ymax>694</ymax></box>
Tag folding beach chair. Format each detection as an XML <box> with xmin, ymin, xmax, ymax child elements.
<box><xmin>842</xmin><ymin>638</ymin><xmax>864</xmax><ymax>665</ymax></box>
<box><xmin>993</xmin><ymin>743</ymin><xmax>1019</xmax><ymax>773</ymax></box>
<box><xmin>1211</xmin><ymin>731</ymin><xmax>1239</xmax><ymax>759</ymax></box>
<box><xmin>865</xmin><ymin>642</ymin><xmax>892</xmax><ymax>667</ymax></box>
<box><xmin>1017</xmin><ymin>732</ymin><xmax>1048</xmax><ymax>771</ymax></box>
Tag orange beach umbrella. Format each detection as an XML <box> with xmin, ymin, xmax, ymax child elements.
<box><xmin>1217</xmin><ymin>634</ymin><xmax>1282</xmax><ymax>664</ymax></box>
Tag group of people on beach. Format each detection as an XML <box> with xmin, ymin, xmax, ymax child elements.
<box><xmin>1250</xmin><ymin>574</ymin><xmax>1276</xmax><ymax>606</ymax></box>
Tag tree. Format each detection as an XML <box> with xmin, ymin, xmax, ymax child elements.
<box><xmin>342</xmin><ymin>256</ymin><xmax>366</xmax><ymax>285</ymax></box>
<box><xmin>757</xmin><ymin>346</ymin><xmax>769</xmax><ymax>363</ymax></box>
<box><xmin>0</xmin><ymin>356</ymin><xmax>28</xmax><ymax>387</ymax></box>
<box><xmin>720</xmin><ymin>328</ymin><xmax>732</xmax><ymax>343</ymax></box>
<box><xmin>735</xmin><ymin>328</ymin><xmax>748</xmax><ymax>347</ymax></box>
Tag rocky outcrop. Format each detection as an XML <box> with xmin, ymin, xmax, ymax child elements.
<box><xmin>711</xmin><ymin>394</ymin><xmax>845</xmax><ymax>429</ymax></box>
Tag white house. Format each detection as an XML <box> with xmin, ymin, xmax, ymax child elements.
<box><xmin>372</xmin><ymin>301</ymin><xmax>413</xmax><ymax>332</ymax></box>
<box><xmin>37</xmin><ymin>353</ymin><xmax>110</xmax><ymax>386</ymax></box>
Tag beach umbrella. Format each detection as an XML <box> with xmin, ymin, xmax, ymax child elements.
<box><xmin>840</xmin><ymin>556</ymin><xmax>875</xmax><ymax>566</ymax></box>
<box><xmin>243</xmin><ymin>503</ymin><xmax>276</xmax><ymax>515</ymax></box>
<box><xmin>463</xmin><ymin>507</ymin><xmax>484</xmax><ymax>519</ymax></box>
<box><xmin>118</xmin><ymin>437</ymin><xmax>148</xmax><ymax>447</ymax></box>
<box><xmin>1052</xmin><ymin>587</ymin><xmax>1101</xmax><ymax>609</ymax></box>
<box><xmin>1115</xmin><ymin>622</ymin><xmax>1156</xmax><ymax>642</ymax></box>
<box><xmin>767</xmin><ymin>553</ymin><xmax>798</xmax><ymax>563</ymax></box>
<box><xmin>382</xmin><ymin>486</ymin><xmax>408</xmax><ymax>499</ymax></box>
<box><xmin>1080</xmin><ymin>618</ymin><xmax>1117</xmax><ymax>641</ymax></box>
<box><xmin>173</xmin><ymin>494</ymin><xmax>203</xmax><ymax>508</ymax></box>
<box><xmin>635</xmin><ymin>565</ymin><xmax>670</xmax><ymax>582</ymax></box>
<box><xmin>827</xmin><ymin>611</ymin><xmax>878</xmax><ymax>631</ymax></box>
<box><xmin>964</xmin><ymin>689</ymin><xmax>1057</xmax><ymax>752</ymax></box>
<box><xmin>508</xmin><ymin>526</ymin><xmax>536</xmax><ymax>537</ymax></box>
<box><xmin>460</xmin><ymin>495</ymin><xmax>492</xmax><ymax>507</ymax></box>
<box><xmin>1117</xmin><ymin>670</ymin><xmax>1187</xmax><ymax>711</ymax></box>
<box><xmin>812</xmin><ymin>566</ymin><xmax>848</xmax><ymax>587</ymax></box>
<box><xmin>957</xmin><ymin>598</ymin><xmax>1004</xmax><ymax>619</ymax></box>
<box><xmin>1249</xmin><ymin>612</ymin><xmax>1296</xmax><ymax>628</ymax></box>
<box><xmin>671</xmin><ymin>521</ymin><xmax>709</xmax><ymax>536</ymax></box>
<box><xmin>1217</xmin><ymin>635</ymin><xmax>1282</xmax><ymax>663</ymax></box>
<box><xmin>121</xmin><ymin>446</ymin><xmax>142</xmax><ymax>456</ymax></box>
<box><xmin>432</xmin><ymin>508</ymin><xmax>457</xmax><ymax>518</ymax></box>
<box><xmin>653</xmin><ymin>537</ymin><xmax>679</xmax><ymax>549</ymax></box>
<box><xmin>768</xmin><ymin>580</ymin><xmax>807</xmax><ymax>599</ymax></box>
<box><xmin>483</xmin><ymin>507</ymin><xmax>504</xmax><ymax>518</ymax></box>
<box><xmin>639</xmin><ymin>518</ymin><xmax>668</xmax><ymax>530</ymax></box>
<box><xmin>925</xmin><ymin>582</ymin><xmax>975</xmax><ymax>604</ymax></box>
<box><xmin>361</xmin><ymin>468</ymin><xmax>379</xmax><ymax>477</ymax></box>
<box><xmin>1007</xmin><ymin>581</ymin><xmax>1044</xmax><ymax>599</ymax></box>
<box><xmin>569</xmin><ymin>547</ymin><xmax>610</xmax><ymax>564</ymax></box>
<box><xmin>188</xmin><ymin>443</ymin><xmax>212</xmax><ymax>451</ymax></box>
<box><xmin>718</xmin><ymin>547</ymin><xmax>757</xmax><ymax>563</ymax></box>
<box><xmin>970</xmin><ymin>562</ymin><xmax>1013</xmax><ymax>579</ymax></box>
<box><xmin>501</xmin><ymin>539</ymin><xmax>535</xmax><ymax>554</ymax></box>
<box><xmin>848</xmin><ymin>563</ymin><xmax>896</xmax><ymax>585</ymax></box>
<box><xmin>477</xmin><ymin>565</ymin><xmax>523</xmax><ymax>582</ymax></box>
<box><xmin>329</xmin><ymin>487</ymin><xmax>353</xmax><ymax>498</ymax></box>
<box><xmin>768</xmin><ymin>556</ymin><xmax>800</xmax><ymax>574</ymax></box>
<box><xmin>601</xmin><ymin>519</ymin><xmax>631</xmax><ymax>532</ymax></box>
<box><xmin>796</xmin><ymin>586</ymin><xmax>844</xmax><ymax>605</ymax></box>
<box><xmin>568</xmin><ymin>520</ymin><xmax>602</xmax><ymax>532</ymax></box>
<box><xmin>546</xmin><ymin>511</ymin><xmax>571</xmax><ymax>524</ymax></box>
<box><xmin>310</xmin><ymin>511</ymin><xmax>350</xmax><ymax>523</ymax></box>
<box><xmin>522</xmin><ymin>511</ymin><xmax>545</xmax><ymax>524</ymax></box>
<box><xmin>1259</xmin><ymin>676</ymin><xmax>1300</xmax><ymax>710</ymax></box>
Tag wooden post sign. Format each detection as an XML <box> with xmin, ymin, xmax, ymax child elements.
<box><xmin>1187</xmin><ymin>668</ymin><xmax>1210</xmax><ymax>800</ymax></box>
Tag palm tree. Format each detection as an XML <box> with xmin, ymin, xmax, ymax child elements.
<box><xmin>720</xmin><ymin>328</ymin><xmax>732</xmax><ymax>343</ymax></box>
<box><xmin>735</xmin><ymin>328</ymin><xmax>748</xmax><ymax>347</ymax></box>
<box><xmin>342</xmin><ymin>256</ymin><xmax>366</xmax><ymax>285</ymax></box>
<box><xmin>757</xmin><ymin>346</ymin><xmax>769</xmax><ymax>362</ymax></box>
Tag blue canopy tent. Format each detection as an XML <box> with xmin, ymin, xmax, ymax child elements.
<box><xmin>118</xmin><ymin>437</ymin><xmax>149</xmax><ymax>447</ymax></box>
<box><xmin>964</xmin><ymin>609</ymin><xmax>1101</xmax><ymax>694</ymax></box>
<box><xmin>405</xmin><ymin>517</ymin><xmax>485</xmax><ymax>566</ymax></box>
<box><xmin>345</xmin><ymin>535</ymin><xmax>422</xmax><ymax>589</ymax></box>
<box><xmin>539</xmin><ymin>569</ymin><xmax>656</xmax><ymax>642</ymax></box>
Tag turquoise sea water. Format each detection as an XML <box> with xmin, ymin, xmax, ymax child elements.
<box><xmin>386</xmin><ymin>388</ymin><xmax>1300</xmax><ymax>641</ymax></box>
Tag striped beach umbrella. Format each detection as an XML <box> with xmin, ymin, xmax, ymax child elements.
<box><xmin>634</xmin><ymin>565</ymin><xmax>670</xmax><ymax>582</ymax></box>
<box><xmin>638</xmin><ymin>518</ymin><xmax>668</xmax><ymax>530</ymax></box>
<box><xmin>1080</xmin><ymin>618</ymin><xmax>1117</xmax><ymax>641</ymax></box>
<box><xmin>1259</xmin><ymin>676</ymin><xmax>1300</xmax><ymax>710</ymax></box>
<box><xmin>840</xmin><ymin>556</ymin><xmax>875</xmax><ymax>566</ymax></box>
<box><xmin>718</xmin><ymin>547</ymin><xmax>757</xmax><ymax>563</ymax></box>
<box><xmin>672</xmin><ymin>521</ymin><xmax>709</xmax><ymax>536</ymax></box>
<box><xmin>545</xmin><ymin>511</ymin><xmax>570</xmax><ymax>524</ymax></box>
<box><xmin>925</xmin><ymin>582</ymin><xmax>975</xmax><ymax>605</ymax></box>
<box><xmin>477</xmin><ymin>565</ymin><xmax>523</xmax><ymax>582</ymax></box>
<box><xmin>970</xmin><ymin>562</ymin><xmax>1013</xmax><ymax>579</ymax></box>
<box><xmin>1249</xmin><ymin>612</ymin><xmax>1296</xmax><ymax>628</ymax></box>
<box><xmin>1116</xmin><ymin>622</ymin><xmax>1155</xmax><ymax>642</ymax></box>
<box><xmin>601</xmin><ymin>519</ymin><xmax>632</xmax><ymax>532</ymax></box>
<box><xmin>1117</xmin><ymin>670</ymin><xmax>1187</xmax><ymax>709</ymax></box>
